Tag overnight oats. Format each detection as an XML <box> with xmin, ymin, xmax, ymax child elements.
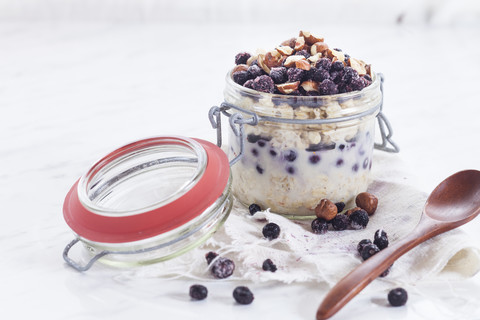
<box><xmin>223</xmin><ymin>31</ymin><xmax>382</xmax><ymax>218</ymax></box>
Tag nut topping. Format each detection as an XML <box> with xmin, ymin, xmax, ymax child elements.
<box><xmin>257</xmin><ymin>54</ymin><xmax>271</xmax><ymax>74</ymax></box>
<box><xmin>299</xmin><ymin>31</ymin><xmax>325</xmax><ymax>45</ymax></box>
<box><xmin>276</xmin><ymin>81</ymin><xmax>300</xmax><ymax>94</ymax></box>
<box><xmin>276</xmin><ymin>46</ymin><xmax>294</xmax><ymax>56</ymax></box>
<box><xmin>315</xmin><ymin>199</ymin><xmax>338</xmax><ymax>221</ymax></box>
<box><xmin>300</xmin><ymin>80</ymin><xmax>319</xmax><ymax>92</ymax></box>
<box><xmin>264</xmin><ymin>50</ymin><xmax>285</xmax><ymax>68</ymax></box>
<box><xmin>311</xmin><ymin>42</ymin><xmax>329</xmax><ymax>55</ymax></box>
<box><xmin>349</xmin><ymin>57</ymin><xmax>367</xmax><ymax>75</ymax></box>
<box><xmin>294</xmin><ymin>37</ymin><xmax>306</xmax><ymax>51</ymax></box>
<box><xmin>233</xmin><ymin>64</ymin><xmax>248</xmax><ymax>73</ymax></box>
<box><xmin>284</xmin><ymin>55</ymin><xmax>306</xmax><ymax>68</ymax></box>
<box><xmin>295</xmin><ymin>59</ymin><xmax>311</xmax><ymax>71</ymax></box>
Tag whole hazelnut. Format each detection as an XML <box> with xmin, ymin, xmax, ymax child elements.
<box><xmin>355</xmin><ymin>192</ymin><xmax>378</xmax><ymax>215</ymax></box>
<box><xmin>315</xmin><ymin>199</ymin><xmax>338</xmax><ymax>221</ymax></box>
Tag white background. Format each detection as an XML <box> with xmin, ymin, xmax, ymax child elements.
<box><xmin>1</xmin><ymin>1</ymin><xmax>480</xmax><ymax>319</ymax></box>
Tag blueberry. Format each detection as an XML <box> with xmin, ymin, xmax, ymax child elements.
<box><xmin>360</xmin><ymin>243</ymin><xmax>380</xmax><ymax>260</ymax></box>
<box><xmin>341</xmin><ymin>67</ymin><xmax>359</xmax><ymax>84</ymax></box>
<box><xmin>262</xmin><ymin>259</ymin><xmax>277</xmax><ymax>272</ymax></box>
<box><xmin>330</xmin><ymin>60</ymin><xmax>344</xmax><ymax>72</ymax></box>
<box><xmin>211</xmin><ymin>257</ymin><xmax>235</xmax><ymax>279</ymax></box>
<box><xmin>335</xmin><ymin>202</ymin><xmax>346</xmax><ymax>213</ymax></box>
<box><xmin>331</xmin><ymin>214</ymin><xmax>349</xmax><ymax>231</ymax></box>
<box><xmin>357</xmin><ymin>239</ymin><xmax>372</xmax><ymax>254</ymax></box>
<box><xmin>350</xmin><ymin>77</ymin><xmax>365</xmax><ymax>91</ymax></box>
<box><xmin>311</xmin><ymin>68</ymin><xmax>330</xmax><ymax>82</ymax></box>
<box><xmin>338</xmin><ymin>144</ymin><xmax>345</xmax><ymax>150</ymax></box>
<box><xmin>318</xmin><ymin>79</ymin><xmax>338</xmax><ymax>95</ymax></box>
<box><xmin>189</xmin><ymin>284</ymin><xmax>208</xmax><ymax>300</ymax></box>
<box><xmin>349</xmin><ymin>209</ymin><xmax>369</xmax><ymax>229</ymax></box>
<box><xmin>233</xmin><ymin>71</ymin><xmax>249</xmax><ymax>85</ymax></box>
<box><xmin>388</xmin><ymin>288</ymin><xmax>408</xmax><ymax>307</ymax></box>
<box><xmin>233</xmin><ymin>286</ymin><xmax>254</xmax><ymax>305</ymax></box>
<box><xmin>336</xmin><ymin>159</ymin><xmax>344</xmax><ymax>167</ymax></box>
<box><xmin>269</xmin><ymin>149</ymin><xmax>277</xmax><ymax>157</ymax></box>
<box><xmin>374</xmin><ymin>229</ymin><xmax>389</xmax><ymax>250</ymax></box>
<box><xmin>309</xmin><ymin>154</ymin><xmax>321</xmax><ymax>164</ymax></box>
<box><xmin>352</xmin><ymin>164</ymin><xmax>359</xmax><ymax>172</ymax></box>
<box><xmin>287</xmin><ymin>68</ymin><xmax>305</xmax><ymax>82</ymax></box>
<box><xmin>363</xmin><ymin>74</ymin><xmax>372</xmax><ymax>82</ymax></box>
<box><xmin>235</xmin><ymin>52</ymin><xmax>251</xmax><ymax>65</ymax></box>
<box><xmin>270</xmin><ymin>67</ymin><xmax>288</xmax><ymax>84</ymax></box>
<box><xmin>262</xmin><ymin>222</ymin><xmax>280</xmax><ymax>240</ymax></box>
<box><xmin>295</xmin><ymin>49</ymin><xmax>310</xmax><ymax>59</ymax></box>
<box><xmin>311</xmin><ymin>218</ymin><xmax>328</xmax><ymax>234</ymax></box>
<box><xmin>286</xmin><ymin>166</ymin><xmax>295</xmax><ymax>174</ymax></box>
<box><xmin>315</xmin><ymin>58</ymin><xmax>332</xmax><ymax>70</ymax></box>
<box><xmin>252</xmin><ymin>75</ymin><xmax>275</xmax><ymax>93</ymax></box>
<box><xmin>205</xmin><ymin>251</ymin><xmax>218</xmax><ymax>265</ymax></box>
<box><xmin>247</xmin><ymin>134</ymin><xmax>261</xmax><ymax>143</ymax></box>
<box><xmin>258</xmin><ymin>140</ymin><xmax>266</xmax><ymax>147</ymax></box>
<box><xmin>249</xmin><ymin>203</ymin><xmax>262</xmax><ymax>215</ymax></box>
<box><xmin>283</xmin><ymin>149</ymin><xmax>297</xmax><ymax>162</ymax></box>
<box><xmin>251</xmin><ymin>148</ymin><xmax>258</xmax><ymax>156</ymax></box>
<box><xmin>256</xmin><ymin>165</ymin><xmax>264</xmax><ymax>174</ymax></box>
<box><xmin>247</xmin><ymin>64</ymin><xmax>263</xmax><ymax>79</ymax></box>
<box><xmin>330</xmin><ymin>70</ymin><xmax>344</xmax><ymax>84</ymax></box>
<box><xmin>243</xmin><ymin>79</ymin><xmax>254</xmax><ymax>89</ymax></box>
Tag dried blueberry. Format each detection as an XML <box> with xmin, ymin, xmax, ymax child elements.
<box><xmin>262</xmin><ymin>259</ymin><xmax>277</xmax><ymax>272</ymax></box>
<box><xmin>330</xmin><ymin>60</ymin><xmax>344</xmax><ymax>72</ymax></box>
<box><xmin>243</xmin><ymin>79</ymin><xmax>254</xmax><ymax>89</ymax></box>
<box><xmin>233</xmin><ymin>286</ymin><xmax>254</xmax><ymax>305</ymax></box>
<box><xmin>315</xmin><ymin>58</ymin><xmax>332</xmax><ymax>70</ymax></box>
<box><xmin>349</xmin><ymin>209</ymin><xmax>369</xmax><ymax>229</ymax></box>
<box><xmin>233</xmin><ymin>71</ymin><xmax>249</xmax><ymax>85</ymax></box>
<box><xmin>318</xmin><ymin>79</ymin><xmax>338</xmax><ymax>95</ymax></box>
<box><xmin>283</xmin><ymin>149</ymin><xmax>297</xmax><ymax>162</ymax></box>
<box><xmin>331</xmin><ymin>214</ymin><xmax>349</xmax><ymax>231</ymax></box>
<box><xmin>311</xmin><ymin>68</ymin><xmax>330</xmax><ymax>82</ymax></box>
<box><xmin>311</xmin><ymin>218</ymin><xmax>328</xmax><ymax>234</ymax></box>
<box><xmin>269</xmin><ymin>149</ymin><xmax>277</xmax><ymax>157</ymax></box>
<box><xmin>330</xmin><ymin>71</ymin><xmax>344</xmax><ymax>84</ymax></box>
<box><xmin>257</xmin><ymin>140</ymin><xmax>266</xmax><ymax>147</ymax></box>
<box><xmin>287</xmin><ymin>68</ymin><xmax>305</xmax><ymax>82</ymax></box>
<box><xmin>270</xmin><ymin>67</ymin><xmax>287</xmax><ymax>84</ymax></box>
<box><xmin>256</xmin><ymin>165</ymin><xmax>264</xmax><ymax>174</ymax></box>
<box><xmin>309</xmin><ymin>154</ymin><xmax>321</xmax><ymax>164</ymax></box>
<box><xmin>211</xmin><ymin>257</ymin><xmax>235</xmax><ymax>279</ymax></box>
<box><xmin>350</xmin><ymin>77</ymin><xmax>365</xmax><ymax>91</ymax></box>
<box><xmin>235</xmin><ymin>52</ymin><xmax>251</xmax><ymax>65</ymax></box>
<box><xmin>251</xmin><ymin>148</ymin><xmax>258</xmax><ymax>156</ymax></box>
<box><xmin>335</xmin><ymin>202</ymin><xmax>346</xmax><ymax>213</ymax></box>
<box><xmin>247</xmin><ymin>64</ymin><xmax>263</xmax><ymax>79</ymax></box>
<box><xmin>336</xmin><ymin>159</ymin><xmax>344</xmax><ymax>167</ymax></box>
<box><xmin>189</xmin><ymin>284</ymin><xmax>208</xmax><ymax>300</ymax></box>
<box><xmin>363</xmin><ymin>74</ymin><xmax>372</xmax><ymax>82</ymax></box>
<box><xmin>388</xmin><ymin>288</ymin><xmax>408</xmax><ymax>307</ymax></box>
<box><xmin>286</xmin><ymin>166</ymin><xmax>295</xmax><ymax>174</ymax></box>
<box><xmin>374</xmin><ymin>229</ymin><xmax>389</xmax><ymax>250</ymax></box>
<box><xmin>295</xmin><ymin>49</ymin><xmax>310</xmax><ymax>59</ymax></box>
<box><xmin>360</xmin><ymin>243</ymin><xmax>380</xmax><ymax>260</ymax></box>
<box><xmin>249</xmin><ymin>203</ymin><xmax>261</xmax><ymax>215</ymax></box>
<box><xmin>338</xmin><ymin>144</ymin><xmax>345</xmax><ymax>150</ymax></box>
<box><xmin>205</xmin><ymin>251</ymin><xmax>218</xmax><ymax>265</ymax></box>
<box><xmin>357</xmin><ymin>239</ymin><xmax>373</xmax><ymax>254</ymax></box>
<box><xmin>262</xmin><ymin>222</ymin><xmax>280</xmax><ymax>240</ymax></box>
<box><xmin>341</xmin><ymin>67</ymin><xmax>359</xmax><ymax>84</ymax></box>
<box><xmin>352</xmin><ymin>164</ymin><xmax>359</xmax><ymax>172</ymax></box>
<box><xmin>252</xmin><ymin>75</ymin><xmax>275</xmax><ymax>93</ymax></box>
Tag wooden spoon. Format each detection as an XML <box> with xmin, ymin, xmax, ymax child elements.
<box><xmin>317</xmin><ymin>169</ymin><xmax>480</xmax><ymax>320</ymax></box>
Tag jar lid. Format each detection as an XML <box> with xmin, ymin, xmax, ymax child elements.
<box><xmin>63</xmin><ymin>136</ymin><xmax>230</xmax><ymax>244</ymax></box>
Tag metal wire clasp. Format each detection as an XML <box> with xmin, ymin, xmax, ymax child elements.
<box><xmin>375</xmin><ymin>73</ymin><xmax>399</xmax><ymax>153</ymax></box>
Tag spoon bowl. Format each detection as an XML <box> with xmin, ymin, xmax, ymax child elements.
<box><xmin>317</xmin><ymin>170</ymin><xmax>480</xmax><ymax>320</ymax></box>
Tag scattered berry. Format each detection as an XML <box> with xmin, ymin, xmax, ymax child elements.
<box><xmin>360</xmin><ymin>243</ymin><xmax>380</xmax><ymax>261</ymax></box>
<box><xmin>235</xmin><ymin>52</ymin><xmax>251</xmax><ymax>65</ymax></box>
<box><xmin>335</xmin><ymin>202</ymin><xmax>346</xmax><ymax>213</ymax></box>
<box><xmin>232</xmin><ymin>71</ymin><xmax>249</xmax><ymax>85</ymax></box>
<box><xmin>262</xmin><ymin>259</ymin><xmax>277</xmax><ymax>272</ymax></box>
<box><xmin>388</xmin><ymin>288</ymin><xmax>408</xmax><ymax>307</ymax></box>
<box><xmin>262</xmin><ymin>222</ymin><xmax>280</xmax><ymax>240</ymax></box>
<box><xmin>189</xmin><ymin>284</ymin><xmax>208</xmax><ymax>300</ymax></box>
<box><xmin>270</xmin><ymin>67</ymin><xmax>288</xmax><ymax>84</ymax></box>
<box><xmin>233</xmin><ymin>286</ymin><xmax>254</xmax><ymax>305</ymax></box>
<box><xmin>331</xmin><ymin>214</ymin><xmax>349</xmax><ymax>231</ymax></box>
<box><xmin>349</xmin><ymin>209</ymin><xmax>369</xmax><ymax>229</ymax></box>
<box><xmin>211</xmin><ymin>257</ymin><xmax>235</xmax><ymax>279</ymax></box>
<box><xmin>374</xmin><ymin>229</ymin><xmax>389</xmax><ymax>250</ymax></box>
<box><xmin>249</xmin><ymin>203</ymin><xmax>262</xmax><ymax>215</ymax></box>
<box><xmin>311</xmin><ymin>218</ymin><xmax>328</xmax><ymax>234</ymax></box>
<box><xmin>357</xmin><ymin>239</ymin><xmax>373</xmax><ymax>254</ymax></box>
<box><xmin>205</xmin><ymin>251</ymin><xmax>218</xmax><ymax>265</ymax></box>
<box><xmin>252</xmin><ymin>75</ymin><xmax>275</xmax><ymax>93</ymax></box>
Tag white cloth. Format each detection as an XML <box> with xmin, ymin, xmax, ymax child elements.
<box><xmin>127</xmin><ymin>153</ymin><xmax>480</xmax><ymax>287</ymax></box>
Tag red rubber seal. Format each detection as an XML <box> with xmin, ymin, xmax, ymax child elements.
<box><xmin>63</xmin><ymin>138</ymin><xmax>229</xmax><ymax>243</ymax></box>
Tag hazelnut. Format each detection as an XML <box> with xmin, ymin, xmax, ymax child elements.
<box><xmin>355</xmin><ymin>192</ymin><xmax>378</xmax><ymax>215</ymax></box>
<box><xmin>233</xmin><ymin>64</ymin><xmax>248</xmax><ymax>73</ymax></box>
<box><xmin>315</xmin><ymin>199</ymin><xmax>338</xmax><ymax>221</ymax></box>
<box><xmin>281</xmin><ymin>37</ymin><xmax>296</xmax><ymax>49</ymax></box>
<box><xmin>276</xmin><ymin>46</ymin><xmax>294</xmax><ymax>56</ymax></box>
<box><xmin>276</xmin><ymin>81</ymin><xmax>300</xmax><ymax>94</ymax></box>
<box><xmin>349</xmin><ymin>57</ymin><xmax>367</xmax><ymax>75</ymax></box>
<box><xmin>345</xmin><ymin>207</ymin><xmax>362</xmax><ymax>217</ymax></box>
<box><xmin>294</xmin><ymin>36</ymin><xmax>306</xmax><ymax>51</ymax></box>
<box><xmin>264</xmin><ymin>50</ymin><xmax>285</xmax><ymax>68</ymax></box>
<box><xmin>365</xmin><ymin>64</ymin><xmax>372</xmax><ymax>77</ymax></box>
<box><xmin>307</xmin><ymin>53</ymin><xmax>322</xmax><ymax>64</ymax></box>
<box><xmin>300</xmin><ymin>80</ymin><xmax>319</xmax><ymax>92</ymax></box>
<box><xmin>257</xmin><ymin>54</ymin><xmax>271</xmax><ymax>74</ymax></box>
<box><xmin>326</xmin><ymin>49</ymin><xmax>345</xmax><ymax>62</ymax></box>
<box><xmin>295</xmin><ymin>59</ymin><xmax>311</xmax><ymax>71</ymax></box>
<box><xmin>299</xmin><ymin>31</ymin><xmax>324</xmax><ymax>45</ymax></box>
<box><xmin>310</xmin><ymin>42</ymin><xmax>329</xmax><ymax>55</ymax></box>
<box><xmin>284</xmin><ymin>55</ymin><xmax>306</xmax><ymax>68</ymax></box>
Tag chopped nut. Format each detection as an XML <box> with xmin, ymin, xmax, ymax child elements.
<box><xmin>365</xmin><ymin>64</ymin><xmax>372</xmax><ymax>77</ymax></box>
<box><xmin>311</xmin><ymin>42</ymin><xmax>329</xmax><ymax>55</ymax></box>
<box><xmin>349</xmin><ymin>57</ymin><xmax>367</xmax><ymax>75</ymax></box>
<box><xmin>276</xmin><ymin>81</ymin><xmax>300</xmax><ymax>94</ymax></box>
<box><xmin>327</xmin><ymin>49</ymin><xmax>345</xmax><ymax>62</ymax></box>
<box><xmin>355</xmin><ymin>192</ymin><xmax>378</xmax><ymax>215</ymax></box>
<box><xmin>284</xmin><ymin>55</ymin><xmax>306</xmax><ymax>68</ymax></box>
<box><xmin>276</xmin><ymin>46</ymin><xmax>294</xmax><ymax>56</ymax></box>
<box><xmin>257</xmin><ymin>54</ymin><xmax>271</xmax><ymax>74</ymax></box>
<box><xmin>299</xmin><ymin>31</ymin><xmax>325</xmax><ymax>45</ymax></box>
<box><xmin>315</xmin><ymin>199</ymin><xmax>338</xmax><ymax>221</ymax></box>
<box><xmin>233</xmin><ymin>64</ymin><xmax>248</xmax><ymax>73</ymax></box>
<box><xmin>281</xmin><ymin>37</ymin><xmax>296</xmax><ymax>49</ymax></box>
<box><xmin>294</xmin><ymin>37</ymin><xmax>306</xmax><ymax>51</ymax></box>
<box><xmin>307</xmin><ymin>53</ymin><xmax>322</xmax><ymax>64</ymax></box>
<box><xmin>300</xmin><ymin>80</ymin><xmax>319</xmax><ymax>92</ymax></box>
<box><xmin>264</xmin><ymin>50</ymin><xmax>285</xmax><ymax>68</ymax></box>
<box><xmin>295</xmin><ymin>59</ymin><xmax>311</xmax><ymax>71</ymax></box>
<box><xmin>345</xmin><ymin>207</ymin><xmax>362</xmax><ymax>216</ymax></box>
<box><xmin>246</xmin><ymin>55</ymin><xmax>257</xmax><ymax>66</ymax></box>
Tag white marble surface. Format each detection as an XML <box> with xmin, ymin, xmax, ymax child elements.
<box><xmin>1</xmin><ymin>21</ymin><xmax>480</xmax><ymax>320</ymax></box>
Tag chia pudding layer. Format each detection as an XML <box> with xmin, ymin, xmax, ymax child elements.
<box><xmin>224</xmin><ymin>72</ymin><xmax>381</xmax><ymax>217</ymax></box>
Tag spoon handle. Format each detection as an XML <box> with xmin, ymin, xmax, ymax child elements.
<box><xmin>316</xmin><ymin>217</ymin><xmax>445</xmax><ymax>320</ymax></box>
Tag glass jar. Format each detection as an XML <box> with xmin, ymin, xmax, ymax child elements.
<box><xmin>223</xmin><ymin>71</ymin><xmax>385</xmax><ymax>218</ymax></box>
<box><xmin>63</xmin><ymin>136</ymin><xmax>232</xmax><ymax>270</ymax></box>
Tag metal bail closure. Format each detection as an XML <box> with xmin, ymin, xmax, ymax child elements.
<box><xmin>62</xmin><ymin>136</ymin><xmax>231</xmax><ymax>271</ymax></box>
<box><xmin>375</xmin><ymin>73</ymin><xmax>399</xmax><ymax>153</ymax></box>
